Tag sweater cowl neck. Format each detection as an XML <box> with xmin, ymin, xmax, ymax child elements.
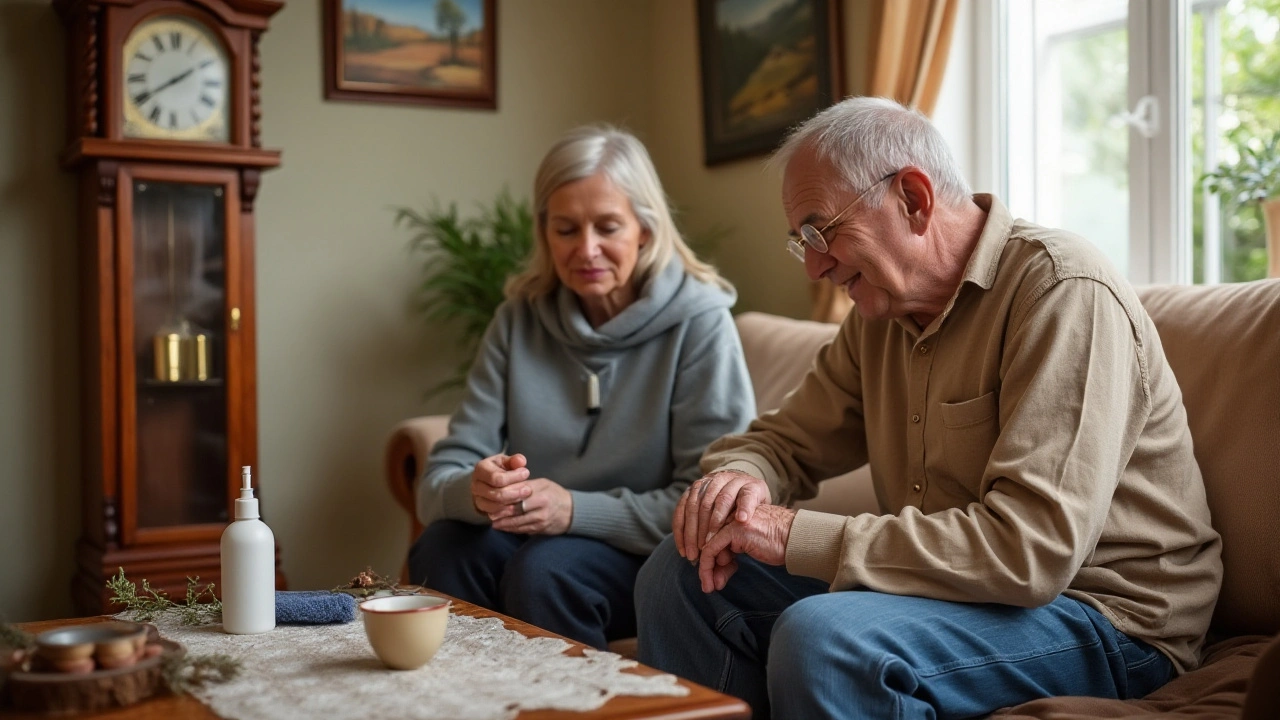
<box><xmin>534</xmin><ymin>257</ymin><xmax>735</xmax><ymax>351</ymax></box>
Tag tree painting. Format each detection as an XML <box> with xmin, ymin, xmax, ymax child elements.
<box><xmin>435</xmin><ymin>0</ymin><xmax>467</xmax><ymax>65</ymax></box>
<box><xmin>337</xmin><ymin>0</ymin><xmax>488</xmax><ymax>91</ymax></box>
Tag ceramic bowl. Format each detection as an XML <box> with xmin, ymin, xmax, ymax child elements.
<box><xmin>36</xmin><ymin>622</ymin><xmax>149</xmax><ymax>672</ymax></box>
<box><xmin>359</xmin><ymin>595</ymin><xmax>450</xmax><ymax>670</ymax></box>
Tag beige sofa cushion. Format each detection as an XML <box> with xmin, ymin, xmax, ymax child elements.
<box><xmin>735</xmin><ymin>312</ymin><xmax>841</xmax><ymax>413</ymax></box>
<box><xmin>733</xmin><ymin>312</ymin><xmax>877</xmax><ymax>516</ymax></box>
<box><xmin>1136</xmin><ymin>280</ymin><xmax>1280</xmax><ymax>638</ymax></box>
<box><xmin>994</xmin><ymin>634</ymin><xmax>1276</xmax><ymax>719</ymax></box>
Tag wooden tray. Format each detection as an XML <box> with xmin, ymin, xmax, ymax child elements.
<box><xmin>3</xmin><ymin>624</ymin><xmax>185</xmax><ymax>715</ymax></box>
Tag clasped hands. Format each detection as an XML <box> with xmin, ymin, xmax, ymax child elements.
<box><xmin>673</xmin><ymin>470</ymin><xmax>796</xmax><ymax>594</ymax></box>
<box><xmin>472</xmin><ymin>453</ymin><xmax>573</xmax><ymax>535</ymax></box>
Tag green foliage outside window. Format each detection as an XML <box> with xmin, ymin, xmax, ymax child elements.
<box><xmin>1190</xmin><ymin>0</ymin><xmax>1280</xmax><ymax>283</ymax></box>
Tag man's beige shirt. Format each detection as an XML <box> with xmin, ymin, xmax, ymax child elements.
<box><xmin>704</xmin><ymin>195</ymin><xmax>1222</xmax><ymax>672</ymax></box>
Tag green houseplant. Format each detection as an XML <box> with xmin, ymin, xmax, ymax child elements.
<box><xmin>395</xmin><ymin>191</ymin><xmax>534</xmax><ymax>396</ymax></box>
<box><xmin>1201</xmin><ymin>131</ymin><xmax>1280</xmax><ymax>279</ymax></box>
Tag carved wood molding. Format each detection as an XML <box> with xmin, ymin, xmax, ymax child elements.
<box><xmin>250</xmin><ymin>30</ymin><xmax>262</xmax><ymax>148</ymax></box>
<box><xmin>84</xmin><ymin>9</ymin><xmax>100</xmax><ymax>136</ymax></box>
<box><xmin>241</xmin><ymin>168</ymin><xmax>260</xmax><ymax>212</ymax></box>
<box><xmin>104</xmin><ymin>496</ymin><xmax>119</xmax><ymax>545</ymax></box>
<box><xmin>97</xmin><ymin>161</ymin><xmax>119</xmax><ymax>207</ymax></box>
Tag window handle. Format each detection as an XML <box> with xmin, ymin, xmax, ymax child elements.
<box><xmin>230</xmin><ymin>307</ymin><xmax>241</xmax><ymax>331</ymax></box>
<box><xmin>1114</xmin><ymin>95</ymin><xmax>1160</xmax><ymax>139</ymax></box>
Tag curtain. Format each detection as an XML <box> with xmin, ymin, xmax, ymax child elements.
<box><xmin>810</xmin><ymin>0</ymin><xmax>961</xmax><ymax>324</ymax></box>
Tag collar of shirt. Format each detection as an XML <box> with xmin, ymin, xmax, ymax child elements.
<box><xmin>893</xmin><ymin>194</ymin><xmax>1015</xmax><ymax>340</ymax></box>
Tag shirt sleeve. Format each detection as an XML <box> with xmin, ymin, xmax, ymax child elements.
<box><xmin>800</xmin><ymin>278</ymin><xmax>1151</xmax><ymax>607</ymax></box>
<box><xmin>415</xmin><ymin>306</ymin><xmax>513</xmax><ymax>528</ymax></box>
<box><xmin>568</xmin><ymin>308</ymin><xmax>757</xmax><ymax>555</ymax></box>
<box><xmin>700</xmin><ymin>314</ymin><xmax>870</xmax><ymax>506</ymax></box>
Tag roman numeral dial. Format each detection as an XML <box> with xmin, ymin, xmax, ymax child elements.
<box><xmin>121</xmin><ymin>15</ymin><xmax>230</xmax><ymax>142</ymax></box>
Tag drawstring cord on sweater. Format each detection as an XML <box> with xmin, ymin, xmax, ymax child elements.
<box><xmin>578</xmin><ymin>373</ymin><xmax>601</xmax><ymax>456</ymax></box>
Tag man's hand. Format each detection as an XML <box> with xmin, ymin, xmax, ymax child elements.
<box><xmin>470</xmin><ymin>453</ymin><xmax>531</xmax><ymax>516</ymax></box>
<box><xmin>697</xmin><ymin>504</ymin><xmax>796</xmax><ymax>594</ymax></box>
<box><xmin>489</xmin><ymin>478</ymin><xmax>573</xmax><ymax>536</ymax></box>
<box><xmin>673</xmin><ymin>470</ymin><xmax>771</xmax><ymax>561</ymax></box>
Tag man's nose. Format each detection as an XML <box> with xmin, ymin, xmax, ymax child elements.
<box><xmin>804</xmin><ymin>246</ymin><xmax>834</xmax><ymax>282</ymax></box>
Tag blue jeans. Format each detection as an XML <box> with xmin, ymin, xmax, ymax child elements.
<box><xmin>635</xmin><ymin>536</ymin><xmax>1173</xmax><ymax>720</ymax></box>
<box><xmin>408</xmin><ymin>519</ymin><xmax>647</xmax><ymax>650</ymax></box>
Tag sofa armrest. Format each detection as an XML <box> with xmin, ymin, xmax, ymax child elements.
<box><xmin>384</xmin><ymin>415</ymin><xmax>451</xmax><ymax>582</ymax></box>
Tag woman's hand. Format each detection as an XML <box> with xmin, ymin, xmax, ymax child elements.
<box><xmin>470</xmin><ymin>453</ymin><xmax>532</xmax><ymax>516</ymax></box>
<box><xmin>489</xmin><ymin>478</ymin><xmax>574</xmax><ymax>536</ymax></box>
<box><xmin>673</xmin><ymin>470</ymin><xmax>771</xmax><ymax>561</ymax></box>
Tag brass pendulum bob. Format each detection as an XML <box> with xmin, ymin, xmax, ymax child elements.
<box><xmin>154</xmin><ymin>326</ymin><xmax>185</xmax><ymax>382</ymax></box>
<box><xmin>184</xmin><ymin>329</ymin><xmax>211</xmax><ymax>381</ymax></box>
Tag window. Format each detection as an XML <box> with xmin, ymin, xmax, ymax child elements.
<box><xmin>1000</xmin><ymin>0</ymin><xmax>1280</xmax><ymax>284</ymax></box>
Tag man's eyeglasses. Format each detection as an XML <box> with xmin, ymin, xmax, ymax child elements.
<box><xmin>785</xmin><ymin>171</ymin><xmax>898</xmax><ymax>262</ymax></box>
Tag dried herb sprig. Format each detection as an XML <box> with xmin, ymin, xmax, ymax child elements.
<box><xmin>332</xmin><ymin>567</ymin><xmax>414</xmax><ymax>599</ymax></box>
<box><xmin>162</xmin><ymin>653</ymin><xmax>242</xmax><ymax>695</ymax></box>
<box><xmin>0</xmin><ymin>621</ymin><xmax>34</xmax><ymax>652</ymax></box>
<box><xmin>107</xmin><ymin>567</ymin><xmax>222</xmax><ymax>625</ymax></box>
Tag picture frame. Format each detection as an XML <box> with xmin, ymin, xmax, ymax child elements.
<box><xmin>323</xmin><ymin>0</ymin><xmax>497</xmax><ymax>110</ymax></box>
<box><xmin>696</xmin><ymin>0</ymin><xmax>844</xmax><ymax>166</ymax></box>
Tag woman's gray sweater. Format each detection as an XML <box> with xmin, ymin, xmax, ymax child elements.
<box><xmin>416</xmin><ymin>259</ymin><xmax>756</xmax><ymax>555</ymax></box>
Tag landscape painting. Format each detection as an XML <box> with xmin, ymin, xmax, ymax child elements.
<box><xmin>324</xmin><ymin>0</ymin><xmax>496</xmax><ymax>109</ymax></box>
<box><xmin>697</xmin><ymin>0</ymin><xmax>842</xmax><ymax>165</ymax></box>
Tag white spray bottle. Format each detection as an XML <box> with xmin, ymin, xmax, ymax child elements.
<box><xmin>220</xmin><ymin>465</ymin><xmax>276</xmax><ymax>634</ymax></box>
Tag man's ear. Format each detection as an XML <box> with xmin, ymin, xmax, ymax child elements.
<box><xmin>897</xmin><ymin>167</ymin><xmax>934</xmax><ymax>235</ymax></box>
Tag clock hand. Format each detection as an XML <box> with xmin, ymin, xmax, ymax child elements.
<box><xmin>149</xmin><ymin>67</ymin><xmax>197</xmax><ymax>97</ymax></box>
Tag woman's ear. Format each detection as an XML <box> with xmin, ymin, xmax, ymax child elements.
<box><xmin>897</xmin><ymin>168</ymin><xmax>935</xmax><ymax>235</ymax></box>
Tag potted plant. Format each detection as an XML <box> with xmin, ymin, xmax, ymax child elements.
<box><xmin>394</xmin><ymin>191</ymin><xmax>534</xmax><ymax>396</ymax></box>
<box><xmin>1201</xmin><ymin>131</ymin><xmax>1280</xmax><ymax>279</ymax></box>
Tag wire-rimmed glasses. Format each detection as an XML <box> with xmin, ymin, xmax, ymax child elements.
<box><xmin>785</xmin><ymin>171</ymin><xmax>898</xmax><ymax>262</ymax></box>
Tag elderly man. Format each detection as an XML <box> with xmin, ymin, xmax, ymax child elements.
<box><xmin>634</xmin><ymin>97</ymin><xmax>1222</xmax><ymax>719</ymax></box>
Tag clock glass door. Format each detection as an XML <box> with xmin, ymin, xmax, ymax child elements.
<box><xmin>131</xmin><ymin>180</ymin><xmax>230</xmax><ymax>530</ymax></box>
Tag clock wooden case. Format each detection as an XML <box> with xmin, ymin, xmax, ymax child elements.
<box><xmin>54</xmin><ymin>0</ymin><xmax>287</xmax><ymax>614</ymax></box>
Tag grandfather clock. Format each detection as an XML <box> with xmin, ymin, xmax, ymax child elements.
<box><xmin>54</xmin><ymin>0</ymin><xmax>287</xmax><ymax>614</ymax></box>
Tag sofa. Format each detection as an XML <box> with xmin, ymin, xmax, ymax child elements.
<box><xmin>384</xmin><ymin>279</ymin><xmax>1280</xmax><ymax>717</ymax></box>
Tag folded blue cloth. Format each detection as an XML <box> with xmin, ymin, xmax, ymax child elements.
<box><xmin>274</xmin><ymin>590</ymin><xmax>357</xmax><ymax>625</ymax></box>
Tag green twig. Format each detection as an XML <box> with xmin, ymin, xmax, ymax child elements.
<box><xmin>107</xmin><ymin>567</ymin><xmax>222</xmax><ymax>625</ymax></box>
<box><xmin>0</xmin><ymin>621</ymin><xmax>34</xmax><ymax>651</ymax></box>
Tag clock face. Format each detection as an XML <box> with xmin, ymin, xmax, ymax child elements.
<box><xmin>121</xmin><ymin>16</ymin><xmax>230</xmax><ymax>142</ymax></box>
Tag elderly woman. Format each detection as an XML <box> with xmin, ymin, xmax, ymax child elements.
<box><xmin>408</xmin><ymin>126</ymin><xmax>755</xmax><ymax>649</ymax></box>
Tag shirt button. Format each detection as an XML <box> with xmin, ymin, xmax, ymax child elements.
<box><xmin>919</xmin><ymin>345</ymin><xmax>930</xmax><ymax>355</ymax></box>
<box><xmin>913</xmin><ymin>484</ymin><xmax>922</xmax><ymax>492</ymax></box>
<box><xmin>911</xmin><ymin>414</ymin><xmax>920</xmax><ymax>423</ymax></box>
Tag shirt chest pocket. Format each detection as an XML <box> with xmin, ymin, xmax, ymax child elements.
<box><xmin>938</xmin><ymin>391</ymin><xmax>1000</xmax><ymax>489</ymax></box>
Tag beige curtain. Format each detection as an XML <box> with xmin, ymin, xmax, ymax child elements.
<box><xmin>810</xmin><ymin>0</ymin><xmax>961</xmax><ymax>323</ymax></box>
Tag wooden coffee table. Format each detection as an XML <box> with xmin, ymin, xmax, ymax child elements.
<box><xmin>10</xmin><ymin>597</ymin><xmax>750</xmax><ymax>720</ymax></box>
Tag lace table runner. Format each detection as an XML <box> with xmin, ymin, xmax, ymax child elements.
<box><xmin>142</xmin><ymin>610</ymin><xmax>688</xmax><ymax>720</ymax></box>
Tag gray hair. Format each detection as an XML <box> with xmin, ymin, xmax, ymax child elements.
<box><xmin>771</xmin><ymin>96</ymin><xmax>972</xmax><ymax>207</ymax></box>
<box><xmin>506</xmin><ymin>125</ymin><xmax>729</xmax><ymax>300</ymax></box>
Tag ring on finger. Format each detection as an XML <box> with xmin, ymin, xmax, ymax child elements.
<box><xmin>517</xmin><ymin>499</ymin><xmax>527</xmax><ymax>515</ymax></box>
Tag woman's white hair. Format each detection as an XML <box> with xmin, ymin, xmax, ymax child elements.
<box><xmin>505</xmin><ymin>125</ymin><xmax>730</xmax><ymax>300</ymax></box>
<box><xmin>771</xmin><ymin>96</ymin><xmax>972</xmax><ymax>207</ymax></box>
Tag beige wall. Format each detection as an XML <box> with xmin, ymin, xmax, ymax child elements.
<box><xmin>646</xmin><ymin>0</ymin><xmax>877</xmax><ymax>319</ymax></box>
<box><xmin>0</xmin><ymin>0</ymin><xmax>655</xmax><ymax>622</ymax></box>
<box><xmin>0</xmin><ymin>0</ymin><xmax>976</xmax><ymax>622</ymax></box>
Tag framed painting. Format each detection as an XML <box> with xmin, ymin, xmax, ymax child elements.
<box><xmin>696</xmin><ymin>0</ymin><xmax>844</xmax><ymax>166</ymax></box>
<box><xmin>323</xmin><ymin>0</ymin><xmax>497</xmax><ymax>109</ymax></box>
